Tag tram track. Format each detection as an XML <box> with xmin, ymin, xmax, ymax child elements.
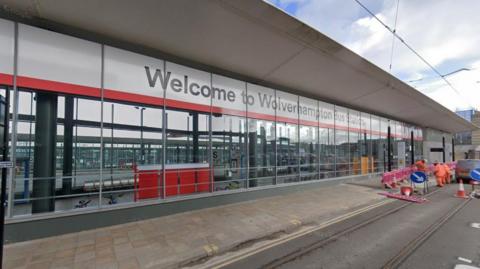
<box><xmin>381</xmin><ymin>197</ymin><xmax>471</xmax><ymax>269</ymax></box>
<box><xmin>252</xmin><ymin>187</ymin><xmax>464</xmax><ymax>269</ymax></box>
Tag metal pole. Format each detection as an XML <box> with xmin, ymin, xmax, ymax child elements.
<box><xmin>0</xmin><ymin>89</ymin><xmax>11</xmax><ymax>267</ymax></box>
<box><xmin>111</xmin><ymin>104</ymin><xmax>114</xmax><ymax>184</ymax></box>
<box><xmin>7</xmin><ymin>22</ymin><xmax>19</xmax><ymax>218</ymax></box>
<box><xmin>62</xmin><ymin>96</ymin><xmax>74</xmax><ymax>194</ymax></box>
<box><xmin>410</xmin><ymin>130</ymin><xmax>414</xmax><ymax>165</ymax></box>
<box><xmin>442</xmin><ymin>136</ymin><xmax>446</xmax><ymax>163</ymax></box>
<box><xmin>99</xmin><ymin>44</ymin><xmax>105</xmax><ymax>208</ymax></box>
<box><xmin>32</xmin><ymin>92</ymin><xmax>57</xmax><ymax>213</ymax></box>
<box><xmin>452</xmin><ymin>137</ymin><xmax>455</xmax><ymax>162</ymax></box>
<box><xmin>387</xmin><ymin>125</ymin><xmax>392</xmax><ymax>172</ymax></box>
<box><xmin>245</xmin><ymin>82</ymin><xmax>249</xmax><ymax>189</ymax></box>
<box><xmin>209</xmin><ymin>73</ymin><xmax>213</xmax><ymax>192</ymax></box>
<box><xmin>141</xmin><ymin>108</ymin><xmax>144</xmax><ymax>164</ymax></box>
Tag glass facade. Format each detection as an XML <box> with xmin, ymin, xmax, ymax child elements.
<box><xmin>0</xmin><ymin>20</ymin><xmax>426</xmax><ymax>219</ymax></box>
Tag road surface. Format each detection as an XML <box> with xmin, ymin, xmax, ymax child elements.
<box><xmin>220</xmin><ymin>184</ymin><xmax>479</xmax><ymax>269</ymax></box>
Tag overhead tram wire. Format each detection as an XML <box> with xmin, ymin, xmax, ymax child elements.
<box><xmin>352</xmin><ymin>0</ymin><xmax>475</xmax><ymax>109</ymax></box>
<box><xmin>388</xmin><ymin>0</ymin><xmax>400</xmax><ymax>72</ymax></box>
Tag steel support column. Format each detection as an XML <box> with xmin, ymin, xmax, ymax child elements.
<box><xmin>387</xmin><ymin>126</ymin><xmax>391</xmax><ymax>172</ymax></box>
<box><xmin>410</xmin><ymin>130</ymin><xmax>414</xmax><ymax>165</ymax></box>
<box><xmin>62</xmin><ymin>96</ymin><xmax>74</xmax><ymax>194</ymax></box>
<box><xmin>452</xmin><ymin>137</ymin><xmax>455</xmax><ymax>162</ymax></box>
<box><xmin>32</xmin><ymin>92</ymin><xmax>57</xmax><ymax>213</ymax></box>
<box><xmin>442</xmin><ymin>136</ymin><xmax>446</xmax><ymax>162</ymax></box>
<box><xmin>192</xmin><ymin>112</ymin><xmax>199</xmax><ymax>163</ymax></box>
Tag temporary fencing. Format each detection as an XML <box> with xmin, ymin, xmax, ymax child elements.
<box><xmin>381</xmin><ymin>161</ymin><xmax>457</xmax><ymax>188</ymax></box>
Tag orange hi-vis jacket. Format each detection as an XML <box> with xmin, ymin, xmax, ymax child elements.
<box><xmin>443</xmin><ymin>164</ymin><xmax>451</xmax><ymax>176</ymax></box>
<box><xmin>415</xmin><ymin>160</ymin><xmax>427</xmax><ymax>172</ymax></box>
<box><xmin>434</xmin><ymin>164</ymin><xmax>447</xmax><ymax>178</ymax></box>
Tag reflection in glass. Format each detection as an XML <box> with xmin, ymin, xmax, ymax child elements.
<box><xmin>248</xmin><ymin>119</ymin><xmax>275</xmax><ymax>187</ymax></box>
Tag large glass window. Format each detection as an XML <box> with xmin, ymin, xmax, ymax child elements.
<box><xmin>360</xmin><ymin>113</ymin><xmax>371</xmax><ymax>175</ymax></box>
<box><xmin>247</xmin><ymin>84</ymin><xmax>276</xmax><ymax>187</ymax></box>
<box><xmin>248</xmin><ymin>119</ymin><xmax>275</xmax><ymax>186</ymax></box>
<box><xmin>299</xmin><ymin>97</ymin><xmax>319</xmax><ymax>181</ymax></box>
<box><xmin>211</xmin><ymin>74</ymin><xmax>247</xmax><ymax>191</ymax></box>
<box><xmin>371</xmin><ymin>116</ymin><xmax>383</xmax><ymax>173</ymax></box>
<box><xmin>319</xmin><ymin>101</ymin><xmax>335</xmax><ymax>178</ymax></box>
<box><xmin>335</xmin><ymin>106</ymin><xmax>349</xmax><ymax>177</ymax></box>
<box><xmin>380</xmin><ymin>118</ymin><xmax>390</xmax><ymax>171</ymax></box>
<box><xmin>164</xmin><ymin>62</ymin><xmax>211</xmax><ymax>197</ymax></box>
<box><xmin>276</xmin><ymin>122</ymin><xmax>298</xmax><ymax>183</ymax></box>
<box><xmin>349</xmin><ymin>110</ymin><xmax>362</xmax><ymax>175</ymax></box>
<box><xmin>276</xmin><ymin>91</ymin><xmax>299</xmax><ymax>184</ymax></box>
<box><xmin>12</xmin><ymin>91</ymin><xmax>103</xmax><ymax>216</ymax></box>
<box><xmin>102</xmin><ymin>101</ymin><xmax>163</xmax><ymax>206</ymax></box>
<box><xmin>319</xmin><ymin>127</ymin><xmax>334</xmax><ymax>178</ymax></box>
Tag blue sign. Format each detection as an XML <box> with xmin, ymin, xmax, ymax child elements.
<box><xmin>410</xmin><ymin>171</ymin><xmax>427</xmax><ymax>183</ymax></box>
<box><xmin>469</xmin><ymin>168</ymin><xmax>480</xmax><ymax>181</ymax></box>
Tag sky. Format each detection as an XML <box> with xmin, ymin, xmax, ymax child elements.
<box><xmin>267</xmin><ymin>0</ymin><xmax>480</xmax><ymax>112</ymax></box>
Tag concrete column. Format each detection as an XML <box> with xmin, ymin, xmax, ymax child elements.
<box><xmin>32</xmin><ymin>92</ymin><xmax>57</xmax><ymax>213</ymax></box>
<box><xmin>62</xmin><ymin>96</ymin><xmax>73</xmax><ymax>194</ymax></box>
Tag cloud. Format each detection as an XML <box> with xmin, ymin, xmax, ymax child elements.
<box><xmin>268</xmin><ymin>0</ymin><xmax>480</xmax><ymax>111</ymax></box>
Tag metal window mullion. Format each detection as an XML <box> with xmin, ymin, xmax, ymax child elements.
<box><xmin>297</xmin><ymin>97</ymin><xmax>300</xmax><ymax>182</ymax></box>
<box><xmin>7</xmin><ymin>22</ymin><xmax>19</xmax><ymax>218</ymax></box>
<box><xmin>98</xmin><ymin>44</ymin><xmax>104</xmax><ymax>208</ymax></box>
<box><xmin>162</xmin><ymin>60</ymin><xmax>166</xmax><ymax>199</ymax></box>
<box><xmin>245</xmin><ymin>82</ymin><xmax>249</xmax><ymax>189</ymax></box>
<box><xmin>317</xmin><ymin>101</ymin><xmax>320</xmax><ymax>180</ymax></box>
<box><xmin>209</xmin><ymin>73</ymin><xmax>213</xmax><ymax>192</ymax></box>
<box><xmin>274</xmin><ymin>90</ymin><xmax>277</xmax><ymax>185</ymax></box>
<box><xmin>347</xmin><ymin>110</ymin><xmax>350</xmax><ymax>176</ymax></box>
<box><xmin>333</xmin><ymin>105</ymin><xmax>337</xmax><ymax>178</ymax></box>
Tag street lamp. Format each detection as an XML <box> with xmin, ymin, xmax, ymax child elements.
<box><xmin>135</xmin><ymin>106</ymin><xmax>146</xmax><ymax>164</ymax></box>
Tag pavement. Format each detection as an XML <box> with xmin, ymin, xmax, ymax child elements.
<box><xmin>4</xmin><ymin>177</ymin><xmax>391</xmax><ymax>269</ymax></box>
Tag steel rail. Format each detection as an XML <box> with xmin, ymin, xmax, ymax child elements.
<box><xmin>381</xmin><ymin>197</ymin><xmax>471</xmax><ymax>269</ymax></box>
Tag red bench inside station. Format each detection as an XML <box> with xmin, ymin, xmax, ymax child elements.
<box><xmin>134</xmin><ymin>163</ymin><xmax>211</xmax><ymax>201</ymax></box>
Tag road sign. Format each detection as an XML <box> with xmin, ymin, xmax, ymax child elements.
<box><xmin>469</xmin><ymin>168</ymin><xmax>480</xmax><ymax>181</ymax></box>
<box><xmin>410</xmin><ymin>171</ymin><xmax>427</xmax><ymax>183</ymax></box>
<box><xmin>0</xmin><ymin>161</ymin><xmax>12</xmax><ymax>169</ymax></box>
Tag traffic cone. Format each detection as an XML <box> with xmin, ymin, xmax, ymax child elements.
<box><xmin>455</xmin><ymin>179</ymin><xmax>468</xmax><ymax>199</ymax></box>
<box><xmin>401</xmin><ymin>186</ymin><xmax>413</xmax><ymax>196</ymax></box>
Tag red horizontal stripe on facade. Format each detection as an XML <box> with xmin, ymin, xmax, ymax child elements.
<box><xmin>0</xmin><ymin>73</ymin><xmax>13</xmax><ymax>85</ymax></box>
<box><xmin>211</xmin><ymin>106</ymin><xmax>247</xmax><ymax>117</ymax></box>
<box><xmin>164</xmin><ymin>99</ymin><xmax>211</xmax><ymax>113</ymax></box>
<box><xmin>103</xmin><ymin>89</ymin><xmax>164</xmax><ymax>106</ymax></box>
<box><xmin>299</xmin><ymin>119</ymin><xmax>318</xmax><ymax>127</ymax></box>
<box><xmin>276</xmin><ymin>115</ymin><xmax>298</xmax><ymax>125</ymax></box>
<box><xmin>247</xmin><ymin>111</ymin><xmax>276</xmax><ymax>121</ymax></box>
<box><xmin>16</xmin><ymin>75</ymin><xmax>101</xmax><ymax>97</ymax></box>
<box><xmin>319</xmin><ymin>122</ymin><xmax>335</xmax><ymax>129</ymax></box>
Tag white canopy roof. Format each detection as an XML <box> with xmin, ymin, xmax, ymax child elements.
<box><xmin>0</xmin><ymin>0</ymin><xmax>476</xmax><ymax>133</ymax></box>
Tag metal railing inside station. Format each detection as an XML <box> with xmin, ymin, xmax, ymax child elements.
<box><xmin>7</xmin><ymin>160</ymin><xmax>386</xmax><ymax>218</ymax></box>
